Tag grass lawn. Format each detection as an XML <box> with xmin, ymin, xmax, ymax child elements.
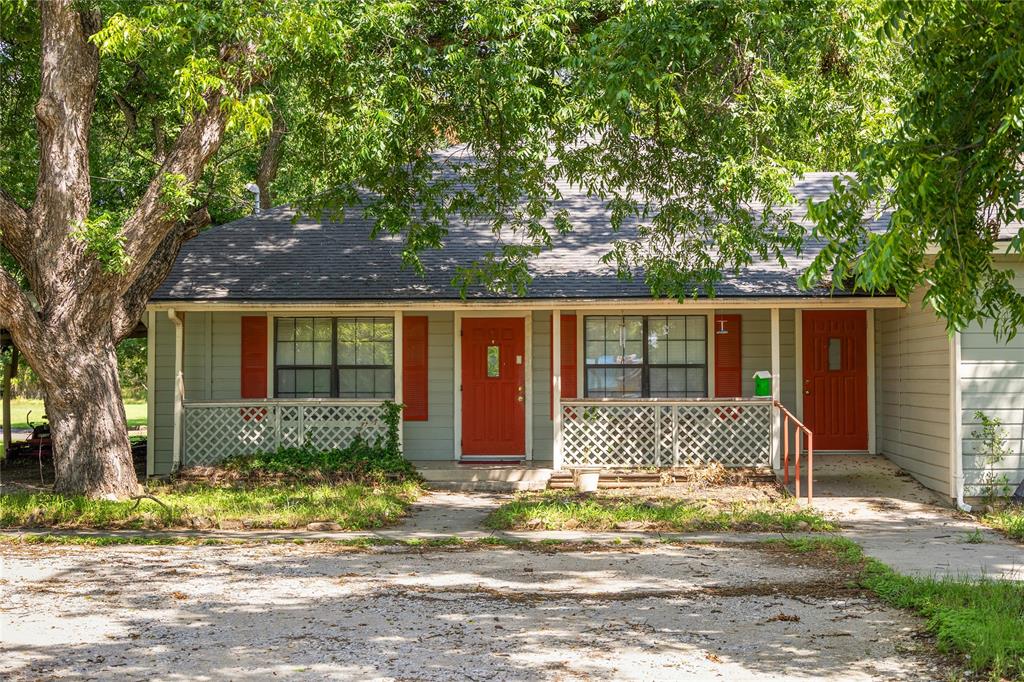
<box><xmin>1</xmin><ymin>398</ymin><xmax>147</xmax><ymax>430</ymax></box>
<box><xmin>982</xmin><ymin>507</ymin><xmax>1024</xmax><ymax>542</ymax></box>
<box><xmin>0</xmin><ymin>480</ymin><xmax>420</xmax><ymax>531</ymax></box>
<box><xmin>485</xmin><ymin>491</ymin><xmax>837</xmax><ymax>532</ymax></box>
<box><xmin>788</xmin><ymin>537</ymin><xmax>1024</xmax><ymax>680</ymax></box>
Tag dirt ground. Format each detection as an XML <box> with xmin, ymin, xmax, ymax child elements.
<box><xmin>0</xmin><ymin>449</ymin><xmax>147</xmax><ymax>493</ymax></box>
<box><xmin>0</xmin><ymin>542</ymin><xmax>956</xmax><ymax>681</ymax></box>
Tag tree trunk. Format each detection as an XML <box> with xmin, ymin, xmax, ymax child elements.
<box><xmin>43</xmin><ymin>336</ymin><xmax>139</xmax><ymax>499</ymax></box>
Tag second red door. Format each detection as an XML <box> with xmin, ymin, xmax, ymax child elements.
<box><xmin>802</xmin><ymin>310</ymin><xmax>868</xmax><ymax>451</ymax></box>
<box><xmin>461</xmin><ymin>317</ymin><xmax>526</xmax><ymax>456</ymax></box>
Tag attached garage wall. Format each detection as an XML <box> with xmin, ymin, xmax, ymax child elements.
<box><xmin>960</xmin><ymin>259</ymin><xmax>1024</xmax><ymax>496</ymax></box>
<box><xmin>402</xmin><ymin>311</ymin><xmax>455</xmax><ymax>460</ymax></box>
<box><xmin>875</xmin><ymin>290</ymin><xmax>953</xmax><ymax>496</ymax></box>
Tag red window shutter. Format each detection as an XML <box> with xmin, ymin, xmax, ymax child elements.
<box><xmin>402</xmin><ymin>316</ymin><xmax>429</xmax><ymax>421</ymax></box>
<box><xmin>240</xmin><ymin>316</ymin><xmax>268</xmax><ymax>399</ymax></box>
<box><xmin>714</xmin><ymin>314</ymin><xmax>742</xmax><ymax>398</ymax></box>
<box><xmin>550</xmin><ymin>314</ymin><xmax>578</xmax><ymax>418</ymax></box>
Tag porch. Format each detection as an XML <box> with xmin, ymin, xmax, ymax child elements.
<box><xmin>151</xmin><ymin>301</ymin><xmax>904</xmax><ymax>501</ymax></box>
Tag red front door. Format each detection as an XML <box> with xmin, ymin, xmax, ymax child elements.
<box><xmin>802</xmin><ymin>311</ymin><xmax>868</xmax><ymax>450</ymax></box>
<box><xmin>461</xmin><ymin>317</ymin><xmax>526</xmax><ymax>457</ymax></box>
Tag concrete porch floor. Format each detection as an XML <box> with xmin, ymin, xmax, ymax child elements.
<box><xmin>794</xmin><ymin>454</ymin><xmax>1022</xmax><ymax>580</ymax></box>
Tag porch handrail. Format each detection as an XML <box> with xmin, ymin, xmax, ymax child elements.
<box><xmin>775</xmin><ymin>399</ymin><xmax>813</xmax><ymax>504</ymax></box>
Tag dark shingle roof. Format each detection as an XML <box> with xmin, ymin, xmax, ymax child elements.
<box><xmin>154</xmin><ymin>172</ymin><xmax>895</xmax><ymax>302</ymax></box>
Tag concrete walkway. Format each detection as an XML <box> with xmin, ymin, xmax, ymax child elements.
<box><xmin>805</xmin><ymin>455</ymin><xmax>1023</xmax><ymax>581</ymax></box>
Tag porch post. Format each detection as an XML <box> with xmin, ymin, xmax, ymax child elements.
<box><xmin>394</xmin><ymin>310</ymin><xmax>404</xmax><ymax>451</ymax></box>
<box><xmin>168</xmin><ymin>309</ymin><xmax>184</xmax><ymax>471</ymax></box>
<box><xmin>552</xmin><ymin>309</ymin><xmax>563</xmax><ymax>471</ymax></box>
<box><xmin>770</xmin><ymin>307</ymin><xmax>782</xmax><ymax>469</ymax></box>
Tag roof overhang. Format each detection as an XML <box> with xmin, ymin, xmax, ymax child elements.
<box><xmin>146</xmin><ymin>296</ymin><xmax>906</xmax><ymax>313</ymax></box>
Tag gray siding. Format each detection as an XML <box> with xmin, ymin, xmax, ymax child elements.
<box><xmin>960</xmin><ymin>260</ymin><xmax>1024</xmax><ymax>495</ymax></box>
<box><xmin>151</xmin><ymin>313</ymin><xmax>176</xmax><ymax>476</ymax></box>
<box><xmin>402</xmin><ymin>312</ymin><xmax>455</xmax><ymax>460</ymax></box>
<box><xmin>736</xmin><ymin>309</ymin><xmax>796</xmax><ymax>411</ymax></box>
<box><xmin>876</xmin><ymin>290</ymin><xmax>953</xmax><ymax>495</ymax></box>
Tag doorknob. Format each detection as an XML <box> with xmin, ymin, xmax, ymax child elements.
<box><xmin>517</xmin><ymin>396</ymin><xmax>524</xmax><ymax>403</ymax></box>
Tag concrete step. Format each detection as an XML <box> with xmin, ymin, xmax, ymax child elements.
<box><xmin>413</xmin><ymin>462</ymin><xmax>553</xmax><ymax>492</ymax></box>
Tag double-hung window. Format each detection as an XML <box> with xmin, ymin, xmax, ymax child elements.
<box><xmin>274</xmin><ymin>316</ymin><xmax>394</xmax><ymax>399</ymax></box>
<box><xmin>584</xmin><ymin>315</ymin><xmax>707</xmax><ymax>398</ymax></box>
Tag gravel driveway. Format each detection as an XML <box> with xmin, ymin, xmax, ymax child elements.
<box><xmin>0</xmin><ymin>542</ymin><xmax>952</xmax><ymax>680</ymax></box>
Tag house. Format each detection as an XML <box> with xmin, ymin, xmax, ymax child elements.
<box><xmin>145</xmin><ymin>173</ymin><xmax>1024</xmax><ymax>504</ymax></box>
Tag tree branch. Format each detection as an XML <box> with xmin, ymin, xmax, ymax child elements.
<box><xmin>0</xmin><ymin>188</ymin><xmax>31</xmax><ymax>258</ymax></box>
<box><xmin>256</xmin><ymin>113</ymin><xmax>287</xmax><ymax>209</ymax></box>
<box><xmin>112</xmin><ymin>207</ymin><xmax>210</xmax><ymax>342</ymax></box>
<box><xmin>0</xmin><ymin>267</ymin><xmax>40</xmax><ymax>343</ymax></box>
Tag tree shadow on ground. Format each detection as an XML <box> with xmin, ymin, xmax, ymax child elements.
<box><xmin>1</xmin><ymin>542</ymin><xmax>952</xmax><ymax>680</ymax></box>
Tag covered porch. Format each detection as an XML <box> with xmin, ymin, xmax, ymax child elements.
<box><xmin>153</xmin><ymin>300</ymin><xmax>907</xmax><ymax>502</ymax></box>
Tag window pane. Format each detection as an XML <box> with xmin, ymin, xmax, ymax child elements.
<box><xmin>339</xmin><ymin>369</ymin><xmax>356</xmax><ymax>396</ymax></box>
<box><xmin>314</xmin><ymin>369</ymin><xmax>331</xmax><ymax>395</ymax></box>
<box><xmin>338</xmin><ymin>341</ymin><xmax>355</xmax><ymax>365</ymax></box>
<box><xmin>623</xmin><ymin>340</ymin><xmax>643</xmax><ymax>364</ymax></box>
<box><xmin>585</xmin><ymin>341</ymin><xmax>605</xmax><ymax>365</ymax></box>
<box><xmin>314</xmin><ymin>341</ymin><xmax>332</xmax><ymax>365</ymax></box>
<box><xmin>338</xmin><ymin>319</ymin><xmax>356</xmax><ymax>343</ymax></box>
<box><xmin>686</xmin><ymin>315</ymin><xmax>706</xmax><ymax>339</ymax></box>
<box><xmin>667</xmin><ymin>340</ymin><xmax>685</xmax><ymax>364</ymax></box>
<box><xmin>356</xmin><ymin>368</ymin><xmax>374</xmax><ymax>395</ymax></box>
<box><xmin>278</xmin><ymin>318</ymin><xmax>295</xmax><ymax>342</ymax></box>
<box><xmin>294</xmin><ymin>342</ymin><xmax>313</xmax><ymax>365</ymax></box>
<box><xmin>687</xmin><ymin>367</ymin><xmax>706</xmax><ymax>396</ymax></box>
<box><xmin>294</xmin><ymin>369</ymin><xmax>314</xmax><ymax>395</ymax></box>
<box><xmin>829</xmin><ymin>337</ymin><xmax>842</xmax><ymax>371</ymax></box>
<box><xmin>668</xmin><ymin>316</ymin><xmax>687</xmax><ymax>339</ymax></box>
<box><xmin>686</xmin><ymin>340</ymin><xmax>706</xmax><ymax>365</ymax></box>
<box><xmin>356</xmin><ymin>319</ymin><xmax>373</xmax><ymax>343</ymax></box>
<box><xmin>374</xmin><ymin>341</ymin><xmax>394</xmax><ymax>366</ymax></box>
<box><xmin>295</xmin><ymin>318</ymin><xmax>314</xmax><ymax>341</ymax></box>
<box><xmin>487</xmin><ymin>345</ymin><xmax>500</xmax><ymax>377</ymax></box>
<box><xmin>277</xmin><ymin>342</ymin><xmax>294</xmax><ymax>365</ymax></box>
<box><xmin>374</xmin><ymin>319</ymin><xmax>394</xmax><ymax>341</ymax></box>
<box><xmin>647</xmin><ymin>331</ymin><xmax>667</xmax><ymax>365</ymax></box>
<box><xmin>374</xmin><ymin>368</ymin><xmax>394</xmax><ymax>397</ymax></box>
<box><xmin>277</xmin><ymin>369</ymin><xmax>295</xmax><ymax>395</ymax></box>
<box><xmin>623</xmin><ymin>317</ymin><xmax>643</xmax><ymax>340</ymax></box>
<box><xmin>314</xmin><ymin>318</ymin><xmax>333</xmax><ymax>341</ymax></box>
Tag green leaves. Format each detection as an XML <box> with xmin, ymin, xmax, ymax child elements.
<box><xmin>805</xmin><ymin>0</ymin><xmax>1024</xmax><ymax>338</ymax></box>
<box><xmin>71</xmin><ymin>214</ymin><xmax>131</xmax><ymax>274</ymax></box>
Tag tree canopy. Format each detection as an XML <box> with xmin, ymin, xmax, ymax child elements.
<box><xmin>803</xmin><ymin>0</ymin><xmax>1024</xmax><ymax>339</ymax></box>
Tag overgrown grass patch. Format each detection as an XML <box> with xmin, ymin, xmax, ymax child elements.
<box><xmin>786</xmin><ymin>537</ymin><xmax>1024</xmax><ymax>680</ymax></box>
<box><xmin>981</xmin><ymin>507</ymin><xmax>1024</xmax><ymax>542</ymax></box>
<box><xmin>484</xmin><ymin>491</ymin><xmax>837</xmax><ymax>532</ymax></box>
<box><xmin>0</xmin><ymin>480</ymin><xmax>421</xmax><ymax>531</ymax></box>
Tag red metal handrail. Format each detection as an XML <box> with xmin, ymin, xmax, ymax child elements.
<box><xmin>774</xmin><ymin>400</ymin><xmax>814</xmax><ymax>504</ymax></box>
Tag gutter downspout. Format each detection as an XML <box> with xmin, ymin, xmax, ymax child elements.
<box><xmin>951</xmin><ymin>331</ymin><xmax>971</xmax><ymax>512</ymax></box>
<box><xmin>168</xmin><ymin>309</ymin><xmax>184</xmax><ymax>473</ymax></box>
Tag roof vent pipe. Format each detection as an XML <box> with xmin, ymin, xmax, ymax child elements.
<box><xmin>245</xmin><ymin>183</ymin><xmax>261</xmax><ymax>215</ymax></box>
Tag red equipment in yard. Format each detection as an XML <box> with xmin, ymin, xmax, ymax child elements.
<box><xmin>5</xmin><ymin>410</ymin><xmax>52</xmax><ymax>458</ymax></box>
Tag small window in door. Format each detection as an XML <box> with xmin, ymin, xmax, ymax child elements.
<box><xmin>487</xmin><ymin>345</ymin><xmax>500</xmax><ymax>377</ymax></box>
<box><xmin>828</xmin><ymin>337</ymin><xmax>842</xmax><ymax>371</ymax></box>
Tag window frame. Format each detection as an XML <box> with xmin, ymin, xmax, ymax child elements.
<box><xmin>273</xmin><ymin>316</ymin><xmax>395</xmax><ymax>399</ymax></box>
<box><xmin>582</xmin><ymin>315</ymin><xmax>709</xmax><ymax>399</ymax></box>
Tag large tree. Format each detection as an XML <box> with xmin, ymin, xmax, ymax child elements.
<box><xmin>1</xmin><ymin>0</ymin><xmax>889</xmax><ymax>497</ymax></box>
<box><xmin>804</xmin><ymin>0</ymin><xmax>1024</xmax><ymax>338</ymax></box>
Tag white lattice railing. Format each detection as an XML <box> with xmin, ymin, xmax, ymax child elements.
<box><xmin>183</xmin><ymin>400</ymin><xmax>390</xmax><ymax>467</ymax></box>
<box><xmin>561</xmin><ymin>398</ymin><xmax>774</xmax><ymax>468</ymax></box>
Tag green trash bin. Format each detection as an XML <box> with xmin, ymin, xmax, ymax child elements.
<box><xmin>753</xmin><ymin>370</ymin><xmax>772</xmax><ymax>397</ymax></box>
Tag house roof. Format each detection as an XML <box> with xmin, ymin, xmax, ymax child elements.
<box><xmin>154</xmin><ymin>172</ymin><xmax>895</xmax><ymax>303</ymax></box>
